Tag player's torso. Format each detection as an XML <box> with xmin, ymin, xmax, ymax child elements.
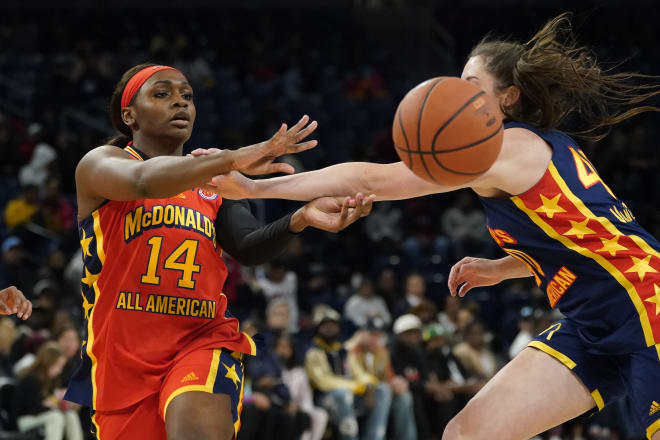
<box><xmin>479</xmin><ymin>122</ymin><xmax>660</xmax><ymax>353</ymax></box>
<box><xmin>67</xmin><ymin>147</ymin><xmax>256</xmax><ymax>411</ymax></box>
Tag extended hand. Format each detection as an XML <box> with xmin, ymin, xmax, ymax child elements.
<box><xmin>0</xmin><ymin>286</ymin><xmax>32</xmax><ymax>320</ymax></box>
<box><xmin>289</xmin><ymin>193</ymin><xmax>375</xmax><ymax>233</ymax></box>
<box><xmin>447</xmin><ymin>257</ymin><xmax>504</xmax><ymax>297</ymax></box>
<box><xmin>191</xmin><ymin>115</ymin><xmax>317</xmax><ymax>176</ymax></box>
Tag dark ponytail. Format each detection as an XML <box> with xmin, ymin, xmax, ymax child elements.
<box><xmin>107</xmin><ymin>63</ymin><xmax>158</xmax><ymax>146</ymax></box>
<box><xmin>469</xmin><ymin>13</ymin><xmax>660</xmax><ymax>141</ymax></box>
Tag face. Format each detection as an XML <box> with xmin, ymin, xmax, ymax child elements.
<box><xmin>318</xmin><ymin>321</ymin><xmax>341</xmax><ymax>340</ymax></box>
<box><xmin>266</xmin><ymin>303</ymin><xmax>290</xmax><ymax>331</ymax></box>
<box><xmin>48</xmin><ymin>355</ymin><xmax>67</xmax><ymax>379</ymax></box>
<box><xmin>406</xmin><ymin>274</ymin><xmax>425</xmax><ymax>297</ymax></box>
<box><xmin>122</xmin><ymin>69</ymin><xmax>196</xmax><ymax>143</ymax></box>
<box><xmin>399</xmin><ymin>329</ymin><xmax>422</xmax><ymax>347</ymax></box>
<box><xmin>461</xmin><ymin>56</ymin><xmax>516</xmax><ymax>121</ymax></box>
<box><xmin>58</xmin><ymin>329</ymin><xmax>80</xmax><ymax>359</ymax></box>
<box><xmin>274</xmin><ymin>337</ymin><xmax>293</xmax><ymax>360</ymax></box>
<box><xmin>466</xmin><ymin>323</ymin><xmax>484</xmax><ymax>348</ymax></box>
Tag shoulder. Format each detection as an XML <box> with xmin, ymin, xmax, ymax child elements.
<box><xmin>76</xmin><ymin>145</ymin><xmax>131</xmax><ymax>175</ymax></box>
<box><xmin>476</xmin><ymin>126</ymin><xmax>552</xmax><ymax>195</ymax></box>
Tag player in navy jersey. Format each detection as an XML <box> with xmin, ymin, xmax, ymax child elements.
<box><xmin>194</xmin><ymin>13</ymin><xmax>660</xmax><ymax>440</ymax></box>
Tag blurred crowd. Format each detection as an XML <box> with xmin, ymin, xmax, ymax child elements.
<box><xmin>1</xmin><ymin>3</ymin><xmax>659</xmax><ymax>440</ymax></box>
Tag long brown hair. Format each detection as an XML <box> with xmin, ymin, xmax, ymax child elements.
<box><xmin>18</xmin><ymin>341</ymin><xmax>64</xmax><ymax>396</ymax></box>
<box><xmin>107</xmin><ymin>63</ymin><xmax>158</xmax><ymax>147</ymax></box>
<box><xmin>469</xmin><ymin>13</ymin><xmax>660</xmax><ymax>141</ymax></box>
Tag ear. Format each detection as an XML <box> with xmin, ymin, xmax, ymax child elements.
<box><xmin>121</xmin><ymin>107</ymin><xmax>137</xmax><ymax>128</ymax></box>
<box><xmin>502</xmin><ymin>85</ymin><xmax>521</xmax><ymax>108</ymax></box>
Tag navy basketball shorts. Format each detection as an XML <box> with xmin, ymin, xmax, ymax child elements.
<box><xmin>528</xmin><ymin>319</ymin><xmax>660</xmax><ymax>439</ymax></box>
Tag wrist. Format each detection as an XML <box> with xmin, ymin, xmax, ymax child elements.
<box><xmin>288</xmin><ymin>208</ymin><xmax>308</xmax><ymax>233</ymax></box>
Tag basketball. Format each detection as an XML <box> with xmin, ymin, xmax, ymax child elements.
<box><xmin>392</xmin><ymin>77</ymin><xmax>503</xmax><ymax>186</ymax></box>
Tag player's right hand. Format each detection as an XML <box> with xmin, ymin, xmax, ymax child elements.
<box><xmin>448</xmin><ymin>257</ymin><xmax>503</xmax><ymax>297</ymax></box>
<box><xmin>0</xmin><ymin>286</ymin><xmax>32</xmax><ymax>320</ymax></box>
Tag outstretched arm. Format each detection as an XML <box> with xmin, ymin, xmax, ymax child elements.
<box><xmin>210</xmin><ymin>161</ymin><xmax>465</xmax><ymax>202</ymax></box>
<box><xmin>76</xmin><ymin>116</ymin><xmax>317</xmax><ymax>218</ymax></box>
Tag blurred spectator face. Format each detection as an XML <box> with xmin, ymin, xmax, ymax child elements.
<box><xmin>44</xmin><ymin>178</ymin><xmax>61</xmax><ymax>199</ymax></box>
<box><xmin>398</xmin><ymin>329</ymin><xmax>422</xmax><ymax>348</ymax></box>
<box><xmin>2</xmin><ymin>240</ymin><xmax>24</xmax><ymax>265</ymax></box>
<box><xmin>377</xmin><ymin>269</ymin><xmax>396</xmax><ymax>292</ymax></box>
<box><xmin>0</xmin><ymin>317</ymin><xmax>17</xmax><ymax>355</ymax></box>
<box><xmin>274</xmin><ymin>335</ymin><xmax>293</xmax><ymax>362</ymax></box>
<box><xmin>406</xmin><ymin>274</ymin><xmax>425</xmax><ymax>298</ymax></box>
<box><xmin>23</xmin><ymin>185</ymin><xmax>39</xmax><ymax>204</ymax></box>
<box><xmin>364</xmin><ymin>329</ymin><xmax>384</xmax><ymax>350</ymax></box>
<box><xmin>357</xmin><ymin>280</ymin><xmax>374</xmax><ymax>298</ymax></box>
<box><xmin>48</xmin><ymin>355</ymin><xmax>67</xmax><ymax>379</ymax></box>
<box><xmin>266</xmin><ymin>302</ymin><xmax>290</xmax><ymax>331</ymax></box>
<box><xmin>466</xmin><ymin>322</ymin><xmax>485</xmax><ymax>349</ymax></box>
<box><xmin>241</xmin><ymin>320</ymin><xmax>260</xmax><ymax>337</ymax></box>
<box><xmin>266</xmin><ymin>260</ymin><xmax>288</xmax><ymax>282</ymax></box>
<box><xmin>318</xmin><ymin>320</ymin><xmax>340</xmax><ymax>340</ymax></box>
<box><xmin>57</xmin><ymin>328</ymin><xmax>80</xmax><ymax>360</ymax></box>
<box><xmin>444</xmin><ymin>295</ymin><xmax>461</xmax><ymax>317</ymax></box>
<box><xmin>457</xmin><ymin>308</ymin><xmax>474</xmax><ymax>331</ymax></box>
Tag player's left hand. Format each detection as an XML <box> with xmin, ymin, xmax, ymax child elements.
<box><xmin>289</xmin><ymin>193</ymin><xmax>375</xmax><ymax>233</ymax></box>
<box><xmin>0</xmin><ymin>286</ymin><xmax>32</xmax><ymax>320</ymax></box>
<box><xmin>190</xmin><ymin>115</ymin><xmax>318</xmax><ymax>176</ymax></box>
<box><xmin>448</xmin><ymin>256</ymin><xmax>503</xmax><ymax>297</ymax></box>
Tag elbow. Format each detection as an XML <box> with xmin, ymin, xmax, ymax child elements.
<box><xmin>134</xmin><ymin>167</ymin><xmax>154</xmax><ymax>199</ymax></box>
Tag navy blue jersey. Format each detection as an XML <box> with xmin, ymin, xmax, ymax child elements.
<box><xmin>479</xmin><ymin>122</ymin><xmax>660</xmax><ymax>355</ymax></box>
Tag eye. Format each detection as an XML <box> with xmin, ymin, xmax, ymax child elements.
<box><xmin>154</xmin><ymin>91</ymin><xmax>169</xmax><ymax>98</ymax></box>
<box><xmin>183</xmin><ymin>93</ymin><xmax>194</xmax><ymax>100</ymax></box>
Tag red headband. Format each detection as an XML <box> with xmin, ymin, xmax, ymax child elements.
<box><xmin>121</xmin><ymin>65</ymin><xmax>180</xmax><ymax>108</ymax></box>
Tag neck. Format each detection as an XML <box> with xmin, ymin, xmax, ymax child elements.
<box><xmin>131</xmin><ymin>133</ymin><xmax>184</xmax><ymax>157</ymax></box>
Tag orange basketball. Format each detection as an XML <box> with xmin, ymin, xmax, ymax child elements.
<box><xmin>392</xmin><ymin>77</ymin><xmax>503</xmax><ymax>186</ymax></box>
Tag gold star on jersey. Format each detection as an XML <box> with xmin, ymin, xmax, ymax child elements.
<box><xmin>535</xmin><ymin>194</ymin><xmax>566</xmax><ymax>219</ymax></box>
<box><xmin>644</xmin><ymin>284</ymin><xmax>660</xmax><ymax>316</ymax></box>
<box><xmin>626</xmin><ymin>255</ymin><xmax>658</xmax><ymax>282</ymax></box>
<box><xmin>564</xmin><ymin>219</ymin><xmax>596</xmax><ymax>240</ymax></box>
<box><xmin>597</xmin><ymin>235</ymin><xmax>628</xmax><ymax>257</ymax></box>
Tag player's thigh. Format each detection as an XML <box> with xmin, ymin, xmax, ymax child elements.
<box><xmin>165</xmin><ymin>391</ymin><xmax>234</xmax><ymax>440</ymax></box>
<box><xmin>443</xmin><ymin>346</ymin><xmax>595</xmax><ymax>440</ymax></box>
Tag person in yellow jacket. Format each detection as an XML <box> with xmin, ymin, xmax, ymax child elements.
<box><xmin>304</xmin><ymin>305</ymin><xmax>391</xmax><ymax>440</ymax></box>
<box><xmin>346</xmin><ymin>317</ymin><xmax>417</xmax><ymax>440</ymax></box>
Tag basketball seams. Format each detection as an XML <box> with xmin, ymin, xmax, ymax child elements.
<box><xmin>430</xmin><ymin>90</ymin><xmax>486</xmax><ymax>154</ymax></box>
<box><xmin>415</xmin><ymin>78</ymin><xmax>445</xmax><ymax>183</ymax></box>
<box><xmin>394</xmin><ymin>123</ymin><xmax>503</xmax><ymax>155</ymax></box>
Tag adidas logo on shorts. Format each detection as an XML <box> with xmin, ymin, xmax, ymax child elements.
<box><xmin>181</xmin><ymin>371</ymin><xmax>200</xmax><ymax>383</ymax></box>
<box><xmin>650</xmin><ymin>401</ymin><xmax>660</xmax><ymax>416</ymax></box>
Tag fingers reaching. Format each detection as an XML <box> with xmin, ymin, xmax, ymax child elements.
<box><xmin>266</xmin><ymin>162</ymin><xmax>296</xmax><ymax>175</ymax></box>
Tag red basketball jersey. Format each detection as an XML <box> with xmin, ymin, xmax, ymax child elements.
<box><xmin>65</xmin><ymin>146</ymin><xmax>256</xmax><ymax>411</ymax></box>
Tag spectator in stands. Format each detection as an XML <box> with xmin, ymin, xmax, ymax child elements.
<box><xmin>441</xmin><ymin>192</ymin><xmax>491</xmax><ymax>258</ymax></box>
<box><xmin>453</xmin><ymin>321</ymin><xmax>498</xmax><ymax>380</ymax></box>
<box><xmin>54</xmin><ymin>325</ymin><xmax>80</xmax><ymax>385</ymax></box>
<box><xmin>18</xmin><ymin>123</ymin><xmax>58</xmax><ymax>188</ymax></box>
<box><xmin>437</xmin><ymin>295</ymin><xmax>462</xmax><ymax>337</ymax></box>
<box><xmin>389</xmin><ymin>314</ymin><xmax>433</xmax><ymax>439</ymax></box>
<box><xmin>394</xmin><ymin>272</ymin><xmax>427</xmax><ymax>318</ymax></box>
<box><xmin>305</xmin><ymin>305</ymin><xmax>390</xmax><ymax>440</ymax></box>
<box><xmin>343</xmin><ymin>277</ymin><xmax>391</xmax><ymax>329</ymax></box>
<box><xmin>508</xmin><ymin>307</ymin><xmax>536</xmax><ymax>359</ymax></box>
<box><xmin>41</xmin><ymin>178</ymin><xmax>75</xmax><ymax>235</ymax></box>
<box><xmin>12</xmin><ymin>341</ymin><xmax>83</xmax><ymax>440</ymax></box>
<box><xmin>4</xmin><ymin>185</ymin><xmax>39</xmax><ymax>230</ymax></box>
<box><xmin>346</xmin><ymin>317</ymin><xmax>416</xmax><ymax>440</ymax></box>
<box><xmin>274</xmin><ymin>333</ymin><xmax>328</xmax><ymax>440</ymax></box>
<box><xmin>423</xmin><ymin>323</ymin><xmax>483</xmax><ymax>437</ymax></box>
<box><xmin>245</xmin><ymin>335</ymin><xmax>310</xmax><ymax>440</ymax></box>
<box><xmin>0</xmin><ymin>237</ymin><xmax>35</xmax><ymax>298</ymax></box>
<box><xmin>256</xmin><ymin>257</ymin><xmax>299</xmax><ymax>332</ymax></box>
<box><xmin>0</xmin><ymin>317</ymin><xmax>17</xmax><ymax>379</ymax></box>
<box><xmin>374</xmin><ymin>268</ymin><xmax>398</xmax><ymax>312</ymax></box>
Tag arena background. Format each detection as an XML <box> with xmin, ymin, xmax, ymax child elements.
<box><xmin>1</xmin><ymin>1</ymin><xmax>659</xmax><ymax>439</ymax></box>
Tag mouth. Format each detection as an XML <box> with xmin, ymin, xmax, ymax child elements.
<box><xmin>170</xmin><ymin>112</ymin><xmax>191</xmax><ymax>128</ymax></box>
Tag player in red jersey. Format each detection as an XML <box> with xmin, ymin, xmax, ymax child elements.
<box><xmin>200</xmin><ymin>14</ymin><xmax>660</xmax><ymax>440</ymax></box>
<box><xmin>0</xmin><ymin>285</ymin><xmax>31</xmax><ymax>319</ymax></box>
<box><xmin>63</xmin><ymin>63</ymin><xmax>373</xmax><ymax>440</ymax></box>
